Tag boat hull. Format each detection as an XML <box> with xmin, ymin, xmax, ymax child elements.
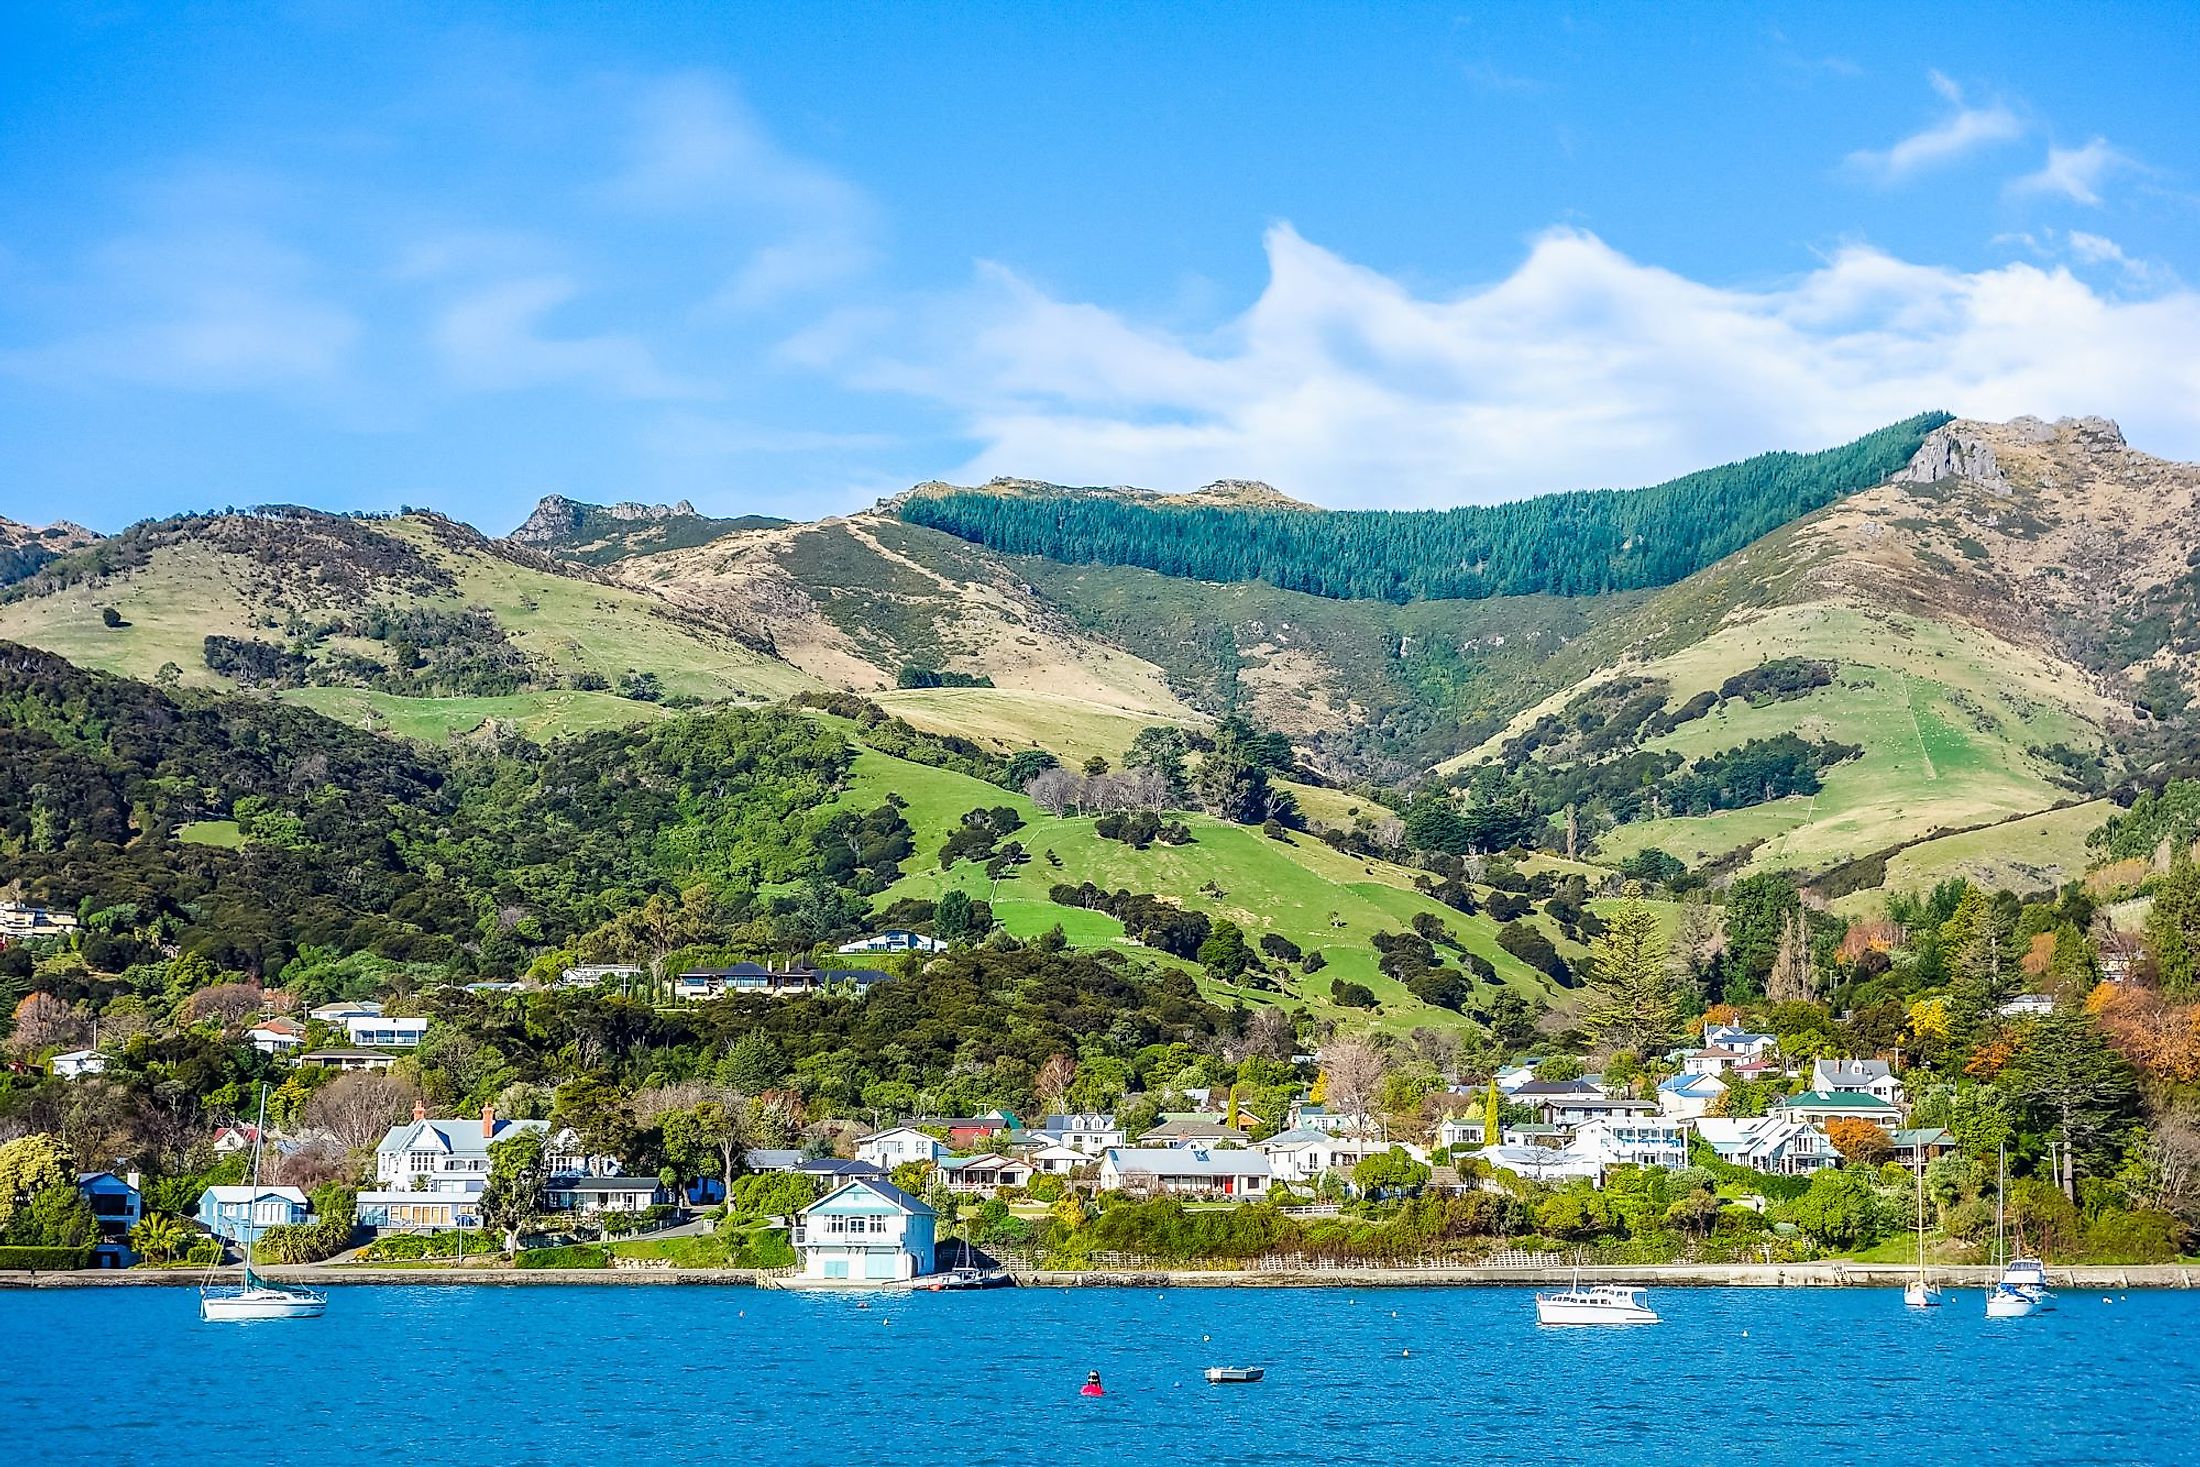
<box><xmin>1204</xmin><ymin>1368</ymin><xmax>1265</xmax><ymax>1384</ymax></box>
<box><xmin>1535</xmin><ymin>1300</ymin><xmax>1659</xmax><ymax>1326</ymax></box>
<box><xmin>201</xmin><ymin>1289</ymin><xmax>327</xmax><ymax>1321</ymax></box>
<box><xmin>1903</xmin><ymin>1284</ymin><xmax>1942</xmax><ymax>1309</ymax></box>
<box><xmin>1985</xmin><ymin>1288</ymin><xmax>2045</xmax><ymax>1319</ymax></box>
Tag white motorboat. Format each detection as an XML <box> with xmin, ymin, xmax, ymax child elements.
<box><xmin>199</xmin><ymin>1086</ymin><xmax>326</xmax><ymax>1322</ymax></box>
<box><xmin>1982</xmin><ymin>1146</ymin><xmax>2049</xmax><ymax>1320</ymax></box>
<box><xmin>1535</xmin><ymin>1283</ymin><xmax>1659</xmax><ymax>1326</ymax></box>
<box><xmin>1204</xmin><ymin>1366</ymin><xmax>1265</xmax><ymax>1384</ymax></box>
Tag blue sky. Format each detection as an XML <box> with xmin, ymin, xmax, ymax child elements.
<box><xmin>4</xmin><ymin>2</ymin><xmax>2198</xmax><ymax>531</ymax></box>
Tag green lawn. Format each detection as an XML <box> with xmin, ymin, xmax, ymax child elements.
<box><xmin>176</xmin><ymin>819</ymin><xmax>243</xmax><ymax>848</ymax></box>
<box><xmin>281</xmin><ymin>686</ymin><xmax>671</xmax><ymax>743</ymax></box>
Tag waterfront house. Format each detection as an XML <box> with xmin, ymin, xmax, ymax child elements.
<box><xmin>1776</xmin><ymin>1090</ymin><xmax>1902</xmax><ymax>1129</ymax></box>
<box><xmin>1098</xmin><ymin>1146</ymin><xmax>1272</xmax><ymax>1197</ymax></box>
<box><xmin>342</xmin><ymin>1014</ymin><xmax>428</xmax><ymax>1048</ymax></box>
<box><xmin>793</xmin><ymin>1178</ymin><xmax>936</xmax><ymax>1282</ymax></box>
<box><xmin>1808</xmin><ymin>1059</ymin><xmax>1904</xmax><ymax>1107</ymax></box>
<box><xmin>836</xmin><ymin>929</ymin><xmax>947</xmax><ymax>955</ymax></box>
<box><xmin>197</xmin><ymin>1185</ymin><xmax>314</xmax><ymax>1243</ymax></box>
<box><xmin>1567</xmin><ymin>1117</ymin><xmax>1690</xmax><ymax>1172</ymax></box>
<box><xmin>76</xmin><ymin>1171</ymin><xmax>142</xmax><ymax>1267</ymax></box>
<box><xmin>543</xmin><ymin>1175</ymin><xmax>668</xmax><ymax>1216</ymax></box>
<box><xmin>1038</xmin><ymin>1113</ymin><xmax>1125</xmax><ymax>1155</ymax></box>
<box><xmin>855</xmin><ymin>1126</ymin><xmax>946</xmax><ymax>1171</ymax></box>
<box><xmin>357</xmin><ymin>1104</ymin><xmax>578</xmax><ymax>1233</ymax></box>
<box><xmin>298</xmin><ymin>1048</ymin><xmax>397</xmax><ymax>1072</ymax></box>
<box><xmin>1656</xmin><ymin>1072</ymin><xmax>1727</xmax><ymax>1120</ymax></box>
<box><xmin>936</xmin><ymin>1152</ymin><xmax>1035</xmax><ymax>1193</ymax></box>
<box><xmin>1693</xmin><ymin>1116</ymin><xmax>1837</xmax><ymax>1175</ymax></box>
<box><xmin>1137</xmin><ymin>1116</ymin><xmax>1253</xmax><ymax>1146</ymax></box>
<box><xmin>50</xmin><ymin>1048</ymin><xmax>106</xmax><ymax>1079</ymax></box>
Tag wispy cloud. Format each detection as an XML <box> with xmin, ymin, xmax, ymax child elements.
<box><xmin>2008</xmin><ymin>137</ymin><xmax>2128</xmax><ymax>206</ymax></box>
<box><xmin>1846</xmin><ymin>70</ymin><xmax>2022</xmax><ymax>182</ymax></box>
<box><xmin>432</xmin><ymin>275</ymin><xmax>707</xmax><ymax>399</ymax></box>
<box><xmin>811</xmin><ymin>224</ymin><xmax>2200</xmax><ymax>508</ymax></box>
<box><xmin>606</xmin><ymin>72</ymin><xmax>878</xmax><ymax>311</ymax></box>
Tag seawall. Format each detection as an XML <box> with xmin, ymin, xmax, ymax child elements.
<box><xmin>7</xmin><ymin>1262</ymin><xmax>2198</xmax><ymax>1290</ymax></box>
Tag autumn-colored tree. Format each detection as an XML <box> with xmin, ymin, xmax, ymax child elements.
<box><xmin>185</xmin><ymin>982</ymin><xmax>264</xmax><ymax>1029</ymax></box>
<box><xmin>2086</xmin><ymin>980</ymin><xmax>2200</xmax><ymax>1083</ymax></box>
<box><xmin>302</xmin><ymin>1071</ymin><xmax>422</xmax><ymax>1152</ymax></box>
<box><xmin>1965</xmin><ymin>1030</ymin><xmax>2021</xmax><ymax>1079</ymax></box>
<box><xmin>9</xmin><ymin>993</ymin><xmax>86</xmax><ymax>1056</ymax></box>
<box><xmin>1825</xmin><ymin>1117</ymin><xmax>1894</xmax><ymax>1166</ymax></box>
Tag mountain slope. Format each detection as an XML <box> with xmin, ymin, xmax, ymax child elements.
<box><xmin>0</xmin><ymin>508</ymin><xmax>814</xmax><ymax>738</ymax></box>
<box><xmin>0</xmin><ymin>514</ymin><xmax>100</xmax><ymax>586</ymax></box>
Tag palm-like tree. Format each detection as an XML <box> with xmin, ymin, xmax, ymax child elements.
<box><xmin>129</xmin><ymin>1213</ymin><xmax>189</xmax><ymax>1263</ymax></box>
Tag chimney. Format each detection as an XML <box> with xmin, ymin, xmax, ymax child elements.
<box><xmin>482</xmin><ymin>1104</ymin><xmax>496</xmax><ymax>1139</ymax></box>
<box><xmin>412</xmin><ymin>1099</ymin><xmax>427</xmax><ymax>1122</ymax></box>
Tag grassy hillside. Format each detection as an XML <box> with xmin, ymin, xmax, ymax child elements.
<box><xmin>830</xmin><ymin>738</ymin><xmax>1563</xmax><ymax>1036</ymax></box>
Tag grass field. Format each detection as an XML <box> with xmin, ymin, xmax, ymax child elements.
<box><xmin>1566</xmin><ymin>604</ymin><xmax>2106</xmax><ymax>877</ymax></box>
<box><xmin>175</xmin><ymin>819</ymin><xmax>243</xmax><ymax>848</ymax></box>
<box><xmin>281</xmin><ymin>686</ymin><xmax>671</xmax><ymax>742</ymax></box>
<box><xmin>835</xmin><ymin>739</ymin><xmax>1567</xmax><ymax>1036</ymax></box>
<box><xmin>872</xmin><ymin>686</ymin><xmax>1188</xmax><ymax>767</ymax></box>
<box><xmin>1829</xmin><ymin>801</ymin><xmax>2109</xmax><ymax>919</ymax></box>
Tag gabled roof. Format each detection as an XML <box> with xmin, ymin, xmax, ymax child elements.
<box><xmin>375</xmin><ymin>1116</ymin><xmax>550</xmax><ymax>1158</ymax></box>
<box><xmin>855</xmin><ymin>1125</ymin><xmax>940</xmax><ymax>1145</ymax></box>
<box><xmin>201</xmin><ymin>1185</ymin><xmax>311</xmax><ymax>1206</ymax></box>
<box><xmin>803</xmin><ymin>1176</ymin><xmax>934</xmax><ymax>1217</ymax></box>
<box><xmin>1507</xmin><ymin>1079</ymin><xmax>1603</xmax><ymax>1099</ymax></box>
<box><xmin>1658</xmin><ymin>1073</ymin><xmax>1726</xmax><ymax>1094</ymax></box>
<box><xmin>1102</xmin><ymin>1146</ymin><xmax>1272</xmax><ymax>1177</ymax></box>
<box><xmin>1779</xmin><ymin>1090</ymin><xmax>1898</xmax><ymax>1111</ymax></box>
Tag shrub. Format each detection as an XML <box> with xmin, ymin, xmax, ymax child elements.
<box><xmin>730</xmin><ymin>1228</ymin><xmax>795</xmax><ymax>1269</ymax></box>
<box><xmin>0</xmin><ymin>1246</ymin><xmax>93</xmax><ymax>1269</ymax></box>
<box><xmin>515</xmin><ymin>1243</ymin><xmax>609</xmax><ymax>1269</ymax></box>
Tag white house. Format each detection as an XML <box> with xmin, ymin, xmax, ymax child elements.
<box><xmin>1435</xmin><ymin>1116</ymin><xmax>1488</xmax><ymax>1150</ymax></box>
<box><xmin>298</xmin><ymin>1048</ymin><xmax>397</xmax><ymax>1072</ymax></box>
<box><xmin>1999</xmin><ymin>993</ymin><xmax>2057</xmax><ymax>1018</ymax></box>
<box><xmin>1568</xmin><ymin>1117</ymin><xmax>1690</xmax><ymax>1172</ymax></box>
<box><xmin>50</xmin><ymin>1049</ymin><xmax>106</xmax><ymax>1079</ymax></box>
<box><xmin>1039</xmin><ymin>1113</ymin><xmax>1126</xmax><ymax>1155</ymax></box>
<box><xmin>309</xmin><ymin>1000</ymin><xmax>381</xmax><ymax>1024</ymax></box>
<box><xmin>1656</xmin><ymin>1072</ymin><xmax>1727</xmax><ymax>1120</ymax></box>
<box><xmin>1024</xmin><ymin>1142</ymin><xmax>1088</xmax><ymax>1176</ymax></box>
<box><xmin>1776</xmin><ymin>1090</ymin><xmax>1903</xmax><ymax>1129</ymax></box>
<box><xmin>343</xmin><ymin>1014</ymin><xmax>428</xmax><ymax>1048</ymax></box>
<box><xmin>542</xmin><ymin>1176</ymin><xmax>667</xmax><ymax>1216</ymax></box>
<box><xmin>247</xmin><ymin>1020</ymin><xmax>304</xmax><ymax>1055</ymax></box>
<box><xmin>1469</xmin><ymin>1143</ymin><xmax>1606</xmax><ymax>1186</ymax></box>
<box><xmin>855</xmin><ymin>1126</ymin><xmax>946</xmax><ymax>1171</ymax></box>
<box><xmin>357</xmin><ymin>1104</ymin><xmax>579</xmax><ymax>1232</ymax></box>
<box><xmin>1258</xmin><ymin>1129</ymin><xmax>1426</xmax><ymax>1186</ymax></box>
<box><xmin>1808</xmin><ymin>1059</ymin><xmax>1904</xmax><ymax>1107</ymax></box>
<box><xmin>793</xmin><ymin>1178</ymin><xmax>936</xmax><ymax>1282</ymax></box>
<box><xmin>836</xmin><ymin>929</ymin><xmax>947</xmax><ymax>955</ymax></box>
<box><xmin>1493</xmin><ymin>1064</ymin><xmax>1540</xmax><ymax>1095</ymax></box>
<box><xmin>558</xmin><ymin>965</ymin><xmax>642</xmax><ymax>990</ymax></box>
<box><xmin>1693</xmin><ymin>1115</ymin><xmax>1836</xmax><ymax>1175</ymax></box>
<box><xmin>935</xmin><ymin>1152</ymin><xmax>1035</xmax><ymax>1193</ymax></box>
<box><xmin>1703</xmin><ymin>1024</ymin><xmax>1778</xmax><ymax>1058</ymax></box>
<box><xmin>1098</xmin><ymin>1146</ymin><xmax>1272</xmax><ymax>1197</ymax></box>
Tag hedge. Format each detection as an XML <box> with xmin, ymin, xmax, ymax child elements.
<box><xmin>0</xmin><ymin>1246</ymin><xmax>94</xmax><ymax>1270</ymax></box>
<box><xmin>514</xmin><ymin>1244</ymin><xmax>609</xmax><ymax>1269</ymax></box>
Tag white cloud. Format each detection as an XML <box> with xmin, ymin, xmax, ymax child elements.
<box><xmin>605</xmin><ymin>72</ymin><xmax>877</xmax><ymax>310</ymax></box>
<box><xmin>433</xmin><ymin>275</ymin><xmax>707</xmax><ymax>399</ymax></box>
<box><xmin>0</xmin><ymin>226</ymin><xmax>356</xmax><ymax>393</ymax></box>
<box><xmin>2008</xmin><ymin>137</ymin><xmax>2127</xmax><ymax>206</ymax></box>
<box><xmin>1846</xmin><ymin>70</ymin><xmax>2022</xmax><ymax>182</ymax></box>
<box><xmin>817</xmin><ymin>224</ymin><xmax>2200</xmax><ymax>508</ymax></box>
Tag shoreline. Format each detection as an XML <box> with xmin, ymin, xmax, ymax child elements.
<box><xmin>7</xmin><ymin>1262</ymin><xmax>2197</xmax><ymax>1290</ymax></box>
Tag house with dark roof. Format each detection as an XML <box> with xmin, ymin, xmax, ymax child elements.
<box><xmin>1809</xmin><ymin>1058</ymin><xmax>1904</xmax><ymax>1107</ymax></box>
<box><xmin>671</xmin><ymin>962</ymin><xmax>892</xmax><ymax>1000</ymax></box>
<box><xmin>793</xmin><ymin>1177</ymin><xmax>936</xmax><ymax>1282</ymax></box>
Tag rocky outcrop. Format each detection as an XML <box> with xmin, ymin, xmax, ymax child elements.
<box><xmin>1893</xmin><ymin>422</ymin><xmax>2009</xmax><ymax>493</ymax></box>
<box><xmin>507</xmin><ymin>495</ymin><xmax>699</xmax><ymax>545</ymax></box>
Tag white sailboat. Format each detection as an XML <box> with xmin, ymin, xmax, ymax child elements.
<box><xmin>1904</xmin><ymin>1146</ymin><xmax>1941</xmax><ymax>1308</ymax></box>
<box><xmin>200</xmin><ymin>1087</ymin><xmax>327</xmax><ymax>1322</ymax></box>
<box><xmin>1984</xmin><ymin>1144</ymin><xmax>2048</xmax><ymax>1320</ymax></box>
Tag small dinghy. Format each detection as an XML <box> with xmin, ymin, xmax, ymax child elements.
<box><xmin>1204</xmin><ymin>1366</ymin><xmax>1265</xmax><ymax>1384</ymax></box>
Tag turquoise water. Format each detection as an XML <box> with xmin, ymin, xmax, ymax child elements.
<box><xmin>11</xmin><ymin>1284</ymin><xmax>2197</xmax><ymax>1464</ymax></box>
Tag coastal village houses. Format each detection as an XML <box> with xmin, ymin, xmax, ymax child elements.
<box><xmin>357</xmin><ymin>1104</ymin><xmax>593</xmax><ymax>1232</ymax></box>
<box><xmin>197</xmin><ymin>1185</ymin><xmax>314</xmax><ymax>1243</ymax></box>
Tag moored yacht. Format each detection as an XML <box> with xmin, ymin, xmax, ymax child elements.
<box><xmin>199</xmin><ymin>1086</ymin><xmax>327</xmax><ymax>1322</ymax></box>
<box><xmin>1535</xmin><ymin>1282</ymin><xmax>1659</xmax><ymax>1326</ymax></box>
